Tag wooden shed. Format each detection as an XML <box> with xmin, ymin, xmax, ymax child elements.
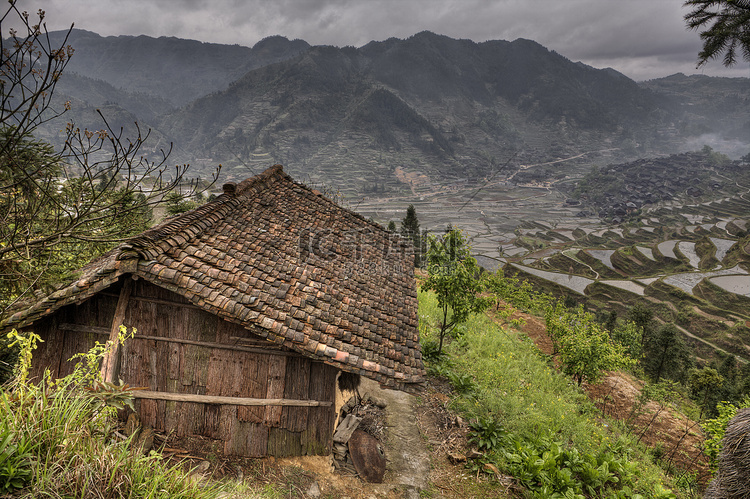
<box><xmin>2</xmin><ymin>165</ymin><xmax>424</xmax><ymax>457</ymax></box>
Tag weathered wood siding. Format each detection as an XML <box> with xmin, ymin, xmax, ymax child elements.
<box><xmin>27</xmin><ymin>278</ymin><xmax>337</xmax><ymax>457</ymax></box>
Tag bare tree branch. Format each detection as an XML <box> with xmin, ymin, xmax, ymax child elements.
<box><xmin>0</xmin><ymin>3</ymin><xmax>220</xmax><ymax>313</ymax></box>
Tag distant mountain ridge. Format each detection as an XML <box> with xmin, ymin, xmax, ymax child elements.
<box><xmin>49</xmin><ymin>29</ymin><xmax>310</xmax><ymax>106</ymax></box>
<box><xmin>40</xmin><ymin>30</ymin><xmax>750</xmax><ymax>197</ymax></box>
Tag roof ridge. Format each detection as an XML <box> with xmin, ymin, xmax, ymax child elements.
<box><xmin>240</xmin><ymin>164</ymin><xmax>399</xmax><ymax>238</ymax></box>
<box><xmin>125</xmin><ymin>196</ymin><xmax>233</xmax><ymax>256</ymax></box>
<box><xmin>233</xmin><ymin>163</ymin><xmax>285</xmax><ymax>196</ymax></box>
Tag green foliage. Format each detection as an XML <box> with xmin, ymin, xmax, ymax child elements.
<box><xmin>400</xmin><ymin>204</ymin><xmax>425</xmax><ymax>267</ymax></box>
<box><xmin>419</xmin><ymin>337</ymin><xmax>444</xmax><ymax>363</ymax></box>
<box><xmin>164</xmin><ymin>191</ymin><xmax>199</xmax><ymax>216</ymax></box>
<box><xmin>684</xmin><ymin>0</ymin><xmax>750</xmax><ymax>67</ymax></box>
<box><xmin>0</xmin><ymin>333</ymin><xmax>17</xmax><ymax>385</ymax></box>
<box><xmin>546</xmin><ymin>304</ymin><xmax>635</xmax><ymax>385</ymax></box>
<box><xmin>701</xmin><ymin>396</ymin><xmax>750</xmax><ymax>472</ymax></box>
<box><xmin>498</xmin><ymin>434</ymin><xmax>671</xmax><ymax>499</ymax></box>
<box><xmin>0</xmin><ymin>3</ymin><xmax>219</xmax><ymax>318</ymax></box>
<box><xmin>84</xmin><ymin>379</ymin><xmax>138</xmax><ymax>412</ymax></box>
<box><xmin>0</xmin><ymin>127</ymin><xmax>158</xmax><ymax>312</ymax></box>
<box><xmin>418</xmin><ymin>289</ymin><xmax>676</xmax><ymax>498</ymax></box>
<box><xmin>626</xmin><ymin>304</ymin><xmax>654</xmax><ymax>348</ymax></box>
<box><xmin>0</xmin><ymin>328</ymin><xmax>247</xmax><ymax>498</ymax></box>
<box><xmin>468</xmin><ymin>416</ymin><xmax>505</xmax><ymax>452</ymax></box>
<box><xmin>610</xmin><ymin>321</ymin><xmax>644</xmax><ymax>361</ymax></box>
<box><xmin>700</xmin><ymin>145</ymin><xmax>732</xmax><ymax>166</ymax></box>
<box><xmin>68</xmin><ymin>324</ymin><xmax>135</xmax><ymax>387</ymax></box>
<box><xmin>0</xmin><ymin>426</ymin><xmax>34</xmax><ymax>493</ymax></box>
<box><xmin>487</xmin><ymin>267</ymin><xmax>554</xmax><ymax>315</ymax></box>
<box><xmin>446</xmin><ymin>371</ymin><xmax>477</xmax><ymax>395</ymax></box>
<box><xmin>642</xmin><ymin>324</ymin><xmax>693</xmax><ymax>383</ymax></box>
<box><xmin>688</xmin><ymin>366</ymin><xmax>724</xmax><ymax>418</ymax></box>
<box><xmin>5</xmin><ymin>331</ymin><xmax>42</xmax><ymax>389</ymax></box>
<box><xmin>422</xmin><ymin>228</ymin><xmax>490</xmax><ymax>354</ymax></box>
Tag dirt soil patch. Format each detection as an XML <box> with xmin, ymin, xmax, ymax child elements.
<box><xmin>585</xmin><ymin>373</ymin><xmax>710</xmax><ymax>486</ymax></box>
<box><xmin>414</xmin><ymin>376</ymin><xmax>518</xmax><ymax>498</ymax></box>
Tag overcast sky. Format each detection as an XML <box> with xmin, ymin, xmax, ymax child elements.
<box><xmin>19</xmin><ymin>0</ymin><xmax>750</xmax><ymax>81</ymax></box>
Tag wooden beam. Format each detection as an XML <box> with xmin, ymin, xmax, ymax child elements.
<box><xmin>132</xmin><ymin>390</ymin><xmax>333</xmax><ymax>407</ymax></box>
<box><xmin>100</xmin><ymin>292</ymin><xmax>202</xmax><ymax>310</ymax></box>
<box><xmin>60</xmin><ymin>323</ymin><xmax>301</xmax><ymax>358</ymax></box>
<box><xmin>100</xmin><ymin>278</ymin><xmax>133</xmax><ymax>383</ymax></box>
<box><xmin>59</xmin><ymin>323</ymin><xmax>109</xmax><ymax>335</ymax></box>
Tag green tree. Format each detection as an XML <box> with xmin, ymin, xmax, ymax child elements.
<box><xmin>610</xmin><ymin>320</ymin><xmax>643</xmax><ymax>361</ymax></box>
<box><xmin>689</xmin><ymin>366</ymin><xmax>725</xmax><ymax>418</ymax></box>
<box><xmin>737</xmin><ymin>361</ymin><xmax>750</xmax><ymax>397</ymax></box>
<box><xmin>603</xmin><ymin>310</ymin><xmax>618</xmax><ymax>335</ymax></box>
<box><xmin>386</xmin><ymin>220</ymin><xmax>397</xmax><ymax>232</ymax></box>
<box><xmin>702</xmin><ymin>396</ymin><xmax>750</xmax><ymax>472</ymax></box>
<box><xmin>626</xmin><ymin>303</ymin><xmax>655</xmax><ymax>349</ymax></box>
<box><xmin>164</xmin><ymin>192</ymin><xmax>198</xmax><ymax>216</ymax></box>
<box><xmin>546</xmin><ymin>304</ymin><xmax>635</xmax><ymax>385</ymax></box>
<box><xmin>422</xmin><ymin>228</ymin><xmax>490</xmax><ymax>355</ymax></box>
<box><xmin>684</xmin><ymin>0</ymin><xmax>750</xmax><ymax>67</ymax></box>
<box><xmin>0</xmin><ymin>5</ymin><xmax>219</xmax><ymax>315</ymax></box>
<box><xmin>642</xmin><ymin>324</ymin><xmax>693</xmax><ymax>383</ymax></box>
<box><xmin>400</xmin><ymin>204</ymin><xmax>424</xmax><ymax>267</ymax></box>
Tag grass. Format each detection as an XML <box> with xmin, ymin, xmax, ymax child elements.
<box><xmin>418</xmin><ymin>288</ymin><xmax>681</xmax><ymax>498</ymax></box>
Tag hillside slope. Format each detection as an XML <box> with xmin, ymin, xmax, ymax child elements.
<box><xmin>38</xmin><ymin>30</ymin><xmax>749</xmax><ymax>198</ymax></box>
<box><xmin>154</xmin><ymin>32</ymin><xmax>685</xmax><ymax>192</ymax></box>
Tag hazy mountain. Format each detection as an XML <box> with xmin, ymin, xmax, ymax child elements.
<box><xmin>641</xmin><ymin>73</ymin><xmax>750</xmax><ymax>156</ymax></box>
<box><xmin>152</xmin><ymin>32</ymin><xmax>685</xmax><ymax>190</ymax></box>
<box><xmin>49</xmin><ymin>30</ymin><xmax>310</xmax><ymax>106</ymax></box>
<box><xmin>39</xmin><ymin>30</ymin><xmax>749</xmax><ymax>197</ymax></box>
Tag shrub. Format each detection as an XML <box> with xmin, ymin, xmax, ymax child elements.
<box><xmin>468</xmin><ymin>416</ymin><xmax>505</xmax><ymax>452</ymax></box>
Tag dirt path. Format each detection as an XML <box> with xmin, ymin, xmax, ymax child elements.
<box><xmin>361</xmin><ymin>377</ymin><xmax>431</xmax><ymax>497</ymax></box>
<box><xmin>275</xmin><ymin>377</ymin><xmax>432</xmax><ymax>498</ymax></box>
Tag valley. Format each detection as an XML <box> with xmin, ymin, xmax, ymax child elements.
<box><xmin>363</xmin><ymin>149</ymin><xmax>750</xmax><ymax>367</ymax></box>
<box><xmin>30</xmin><ymin>28</ymin><xmax>750</xmax><ymax>368</ymax></box>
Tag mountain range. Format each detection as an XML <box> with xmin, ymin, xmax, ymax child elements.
<box><xmin>38</xmin><ymin>29</ymin><xmax>750</xmax><ymax>198</ymax></box>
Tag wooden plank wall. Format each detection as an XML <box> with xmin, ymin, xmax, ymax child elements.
<box><xmin>27</xmin><ymin>278</ymin><xmax>337</xmax><ymax>457</ymax></box>
<box><xmin>26</xmin><ymin>287</ymin><xmax>119</xmax><ymax>381</ymax></box>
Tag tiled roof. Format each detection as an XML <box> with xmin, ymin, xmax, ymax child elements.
<box><xmin>3</xmin><ymin>165</ymin><xmax>424</xmax><ymax>391</ymax></box>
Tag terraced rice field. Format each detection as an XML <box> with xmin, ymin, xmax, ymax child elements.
<box><xmin>636</xmin><ymin>246</ymin><xmax>655</xmax><ymax>261</ymax></box>
<box><xmin>658</xmin><ymin>240</ymin><xmax>678</xmax><ymax>259</ymax></box>
<box><xmin>587</xmin><ymin>249</ymin><xmax>616</xmax><ymax>271</ymax></box>
<box><xmin>600</xmin><ymin>280</ymin><xmax>646</xmax><ymax>296</ymax></box>
<box><xmin>637</xmin><ymin>277</ymin><xmax>660</xmax><ymax>285</ymax></box>
<box><xmin>711</xmin><ymin>237</ymin><xmax>736</xmax><ymax>262</ymax></box>
<box><xmin>663</xmin><ymin>265</ymin><xmax>747</xmax><ymax>294</ymax></box>
<box><xmin>510</xmin><ymin>263</ymin><xmax>594</xmax><ymax>294</ymax></box>
<box><xmin>678</xmin><ymin>241</ymin><xmax>700</xmax><ymax>268</ymax></box>
<box><xmin>711</xmin><ymin>275</ymin><xmax>750</xmax><ymax>297</ymax></box>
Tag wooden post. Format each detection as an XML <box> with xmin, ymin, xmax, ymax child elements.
<box><xmin>100</xmin><ymin>277</ymin><xmax>133</xmax><ymax>383</ymax></box>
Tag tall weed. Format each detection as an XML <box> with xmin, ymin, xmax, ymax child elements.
<box><xmin>0</xmin><ymin>329</ymin><xmax>245</xmax><ymax>498</ymax></box>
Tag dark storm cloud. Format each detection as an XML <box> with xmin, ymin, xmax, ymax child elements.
<box><xmin>20</xmin><ymin>0</ymin><xmax>750</xmax><ymax>80</ymax></box>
